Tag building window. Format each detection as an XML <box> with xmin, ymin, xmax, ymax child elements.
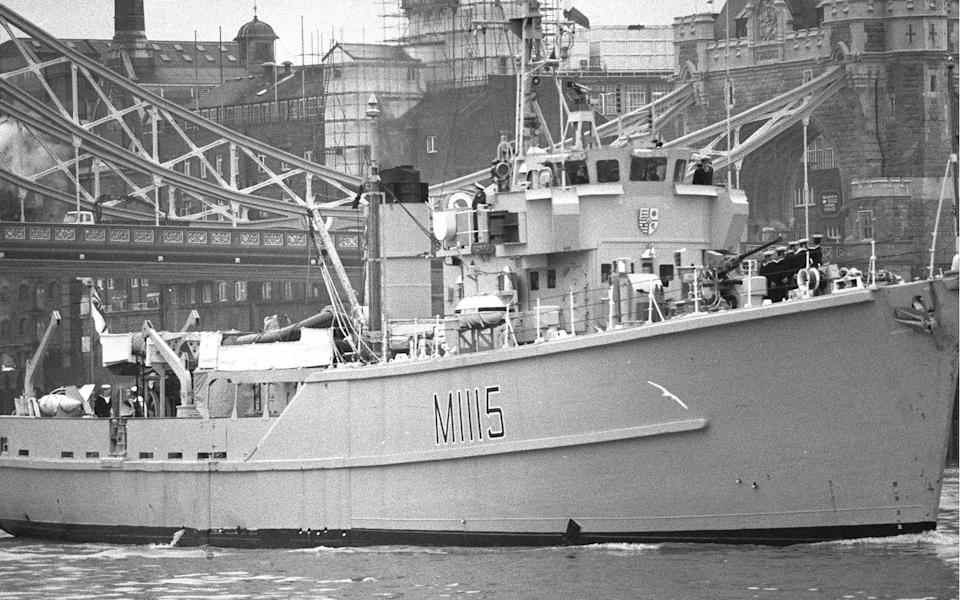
<box><xmin>283</xmin><ymin>281</ymin><xmax>293</xmax><ymax>299</ymax></box>
<box><xmin>18</xmin><ymin>318</ymin><xmax>27</xmax><ymax>336</ymax></box>
<box><xmin>107</xmin><ymin>278</ymin><xmax>115</xmax><ymax>290</ymax></box>
<box><xmin>141</xmin><ymin>278</ymin><xmax>149</xmax><ymax>288</ymax></box>
<box><xmin>856</xmin><ymin>209</ymin><xmax>874</xmax><ymax>240</ymax></box>
<box><xmin>426</xmin><ymin>135</ymin><xmax>438</xmax><ymax>154</ymax></box>
<box><xmin>407</xmin><ymin>66</ymin><xmax>417</xmax><ymax>81</ymax></box>
<box><xmin>825</xmin><ymin>224</ymin><xmax>840</xmax><ymax>240</ymax></box>
<box><xmin>235</xmin><ymin>281</ymin><xmax>247</xmax><ymax>302</ymax></box>
<box><xmin>18</xmin><ymin>284</ymin><xmax>29</xmax><ymax>301</ymax></box>
<box><xmin>216</xmin><ymin>154</ymin><xmax>224</xmax><ymax>176</ymax></box>
<box><xmin>217</xmin><ymin>281</ymin><xmax>229</xmax><ymax>302</ymax></box>
<box><xmin>281</xmin><ymin>160</ymin><xmax>290</xmax><ymax>171</ymax></box>
<box><xmin>201</xmin><ymin>283</ymin><xmax>213</xmax><ymax>304</ymax></box>
<box><xmin>130</xmin><ymin>278</ymin><xmax>139</xmax><ymax>289</ymax></box>
<box><xmin>262</xmin><ymin>282</ymin><xmax>272</xmax><ymax>300</ymax></box>
<box><xmin>794</xmin><ymin>188</ymin><xmax>814</xmax><ymax>207</ymax></box>
<box><xmin>0</xmin><ymin>320</ymin><xmax>8</xmax><ymax>338</ymax></box>
<box><xmin>188</xmin><ymin>285</ymin><xmax>198</xmax><ymax>305</ymax></box>
<box><xmin>529</xmin><ymin>271</ymin><xmax>540</xmax><ymax>291</ymax></box>
<box><xmin>930</xmin><ymin>74</ymin><xmax>937</xmax><ymax>93</ymax></box>
<box><xmin>547</xmin><ymin>269</ymin><xmax>557</xmax><ymax>289</ymax></box>
<box><xmin>183</xmin><ymin>161</ymin><xmax>191</xmax><ymax>177</ymax></box>
<box><xmin>257</xmin><ymin>154</ymin><xmax>266</xmax><ymax>173</ymax></box>
<box><xmin>304</xmin><ymin>149</ymin><xmax>313</xmax><ymax>162</ymax></box>
<box><xmin>624</xmin><ymin>88</ymin><xmax>647</xmax><ymax>113</ymax></box>
<box><xmin>735</xmin><ymin>17</ymin><xmax>748</xmax><ymax>38</ymax></box>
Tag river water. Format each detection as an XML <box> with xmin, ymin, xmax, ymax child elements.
<box><xmin>1</xmin><ymin>467</ymin><xmax>956</xmax><ymax>600</ymax></box>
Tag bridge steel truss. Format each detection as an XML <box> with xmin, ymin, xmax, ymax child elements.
<box><xmin>0</xmin><ymin>5</ymin><xmax>364</xmax><ymax>312</ymax></box>
<box><xmin>663</xmin><ymin>67</ymin><xmax>847</xmax><ymax>176</ymax></box>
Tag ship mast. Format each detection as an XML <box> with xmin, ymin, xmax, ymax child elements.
<box><xmin>509</xmin><ymin>2</ymin><xmax>555</xmax><ymax>188</ymax></box>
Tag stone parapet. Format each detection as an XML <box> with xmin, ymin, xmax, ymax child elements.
<box><xmin>849</xmin><ymin>177</ymin><xmax>914</xmax><ymax>198</ymax></box>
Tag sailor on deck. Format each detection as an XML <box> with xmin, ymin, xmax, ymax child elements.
<box><xmin>759</xmin><ymin>250</ymin><xmax>776</xmax><ymax>300</ymax></box>
<box><xmin>808</xmin><ymin>234</ymin><xmax>824</xmax><ymax>268</ymax></box>
<box><xmin>93</xmin><ymin>384</ymin><xmax>111</xmax><ymax>417</ymax></box>
<box><xmin>769</xmin><ymin>246</ymin><xmax>789</xmax><ymax>302</ymax></box>
<box><xmin>795</xmin><ymin>238</ymin><xmax>810</xmax><ymax>270</ymax></box>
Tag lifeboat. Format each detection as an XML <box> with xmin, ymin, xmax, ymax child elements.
<box><xmin>454</xmin><ymin>294</ymin><xmax>508</xmax><ymax>330</ymax></box>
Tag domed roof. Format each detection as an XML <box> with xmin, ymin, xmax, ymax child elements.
<box><xmin>235</xmin><ymin>16</ymin><xmax>277</xmax><ymax>41</ymax></box>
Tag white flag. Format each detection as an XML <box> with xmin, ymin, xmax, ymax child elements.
<box><xmin>90</xmin><ymin>285</ymin><xmax>108</xmax><ymax>335</ymax></box>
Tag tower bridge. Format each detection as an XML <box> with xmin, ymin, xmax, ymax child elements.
<box><xmin>0</xmin><ymin>1</ymin><xmax>956</xmax><ymax>416</ymax></box>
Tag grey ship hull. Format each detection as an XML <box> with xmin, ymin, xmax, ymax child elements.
<box><xmin>0</xmin><ymin>279</ymin><xmax>957</xmax><ymax>547</ymax></box>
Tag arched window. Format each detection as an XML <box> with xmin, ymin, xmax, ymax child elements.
<box><xmin>18</xmin><ymin>283</ymin><xmax>30</xmax><ymax>302</ymax></box>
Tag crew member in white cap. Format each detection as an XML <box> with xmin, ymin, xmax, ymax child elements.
<box><xmin>94</xmin><ymin>384</ymin><xmax>111</xmax><ymax>417</ymax></box>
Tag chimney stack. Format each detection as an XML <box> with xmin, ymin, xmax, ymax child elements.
<box><xmin>108</xmin><ymin>0</ymin><xmax>151</xmax><ymax>79</ymax></box>
<box><xmin>113</xmin><ymin>0</ymin><xmax>146</xmax><ymax>43</ymax></box>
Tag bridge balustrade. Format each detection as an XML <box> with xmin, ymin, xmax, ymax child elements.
<box><xmin>0</xmin><ymin>222</ymin><xmax>363</xmax><ymax>263</ymax></box>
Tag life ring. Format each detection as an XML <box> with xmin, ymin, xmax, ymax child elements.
<box><xmin>796</xmin><ymin>267</ymin><xmax>821</xmax><ymax>291</ymax></box>
<box><xmin>446</xmin><ymin>191</ymin><xmax>472</xmax><ymax>211</ymax></box>
<box><xmin>492</xmin><ymin>160</ymin><xmax>511</xmax><ymax>183</ymax></box>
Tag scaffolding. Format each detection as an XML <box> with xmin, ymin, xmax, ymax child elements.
<box><xmin>322</xmin><ymin>40</ymin><xmax>425</xmax><ymax>176</ymax></box>
<box><xmin>379</xmin><ymin>0</ymin><xmax>526</xmax><ymax>90</ymax></box>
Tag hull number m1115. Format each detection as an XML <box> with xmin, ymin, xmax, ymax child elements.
<box><xmin>434</xmin><ymin>385</ymin><xmax>504</xmax><ymax>445</ymax></box>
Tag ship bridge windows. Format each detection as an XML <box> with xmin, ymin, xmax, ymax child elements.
<box><xmin>540</xmin><ymin>160</ymin><xmax>590</xmax><ymax>187</ymax></box>
<box><xmin>564</xmin><ymin>160</ymin><xmax>590</xmax><ymax>185</ymax></box>
<box><xmin>596</xmin><ymin>159</ymin><xmax>620</xmax><ymax>183</ymax></box>
<box><xmin>630</xmin><ymin>156</ymin><xmax>667</xmax><ymax>182</ymax></box>
<box><xmin>673</xmin><ymin>159</ymin><xmax>688</xmax><ymax>183</ymax></box>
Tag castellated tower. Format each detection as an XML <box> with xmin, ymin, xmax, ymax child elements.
<box><xmin>672</xmin><ymin>0</ymin><xmax>958</xmax><ymax>276</ymax></box>
<box><xmin>819</xmin><ymin>0</ymin><xmax>958</xmax><ymax>277</ymax></box>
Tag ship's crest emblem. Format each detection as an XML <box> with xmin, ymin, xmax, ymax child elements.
<box><xmin>637</xmin><ymin>208</ymin><xmax>660</xmax><ymax>235</ymax></box>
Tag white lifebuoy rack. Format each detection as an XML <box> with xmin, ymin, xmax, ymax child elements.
<box><xmin>447</xmin><ymin>191</ymin><xmax>472</xmax><ymax>211</ymax></box>
<box><xmin>796</xmin><ymin>267</ymin><xmax>821</xmax><ymax>292</ymax></box>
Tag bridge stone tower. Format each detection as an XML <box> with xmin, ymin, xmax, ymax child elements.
<box><xmin>674</xmin><ymin>0</ymin><xmax>958</xmax><ymax>277</ymax></box>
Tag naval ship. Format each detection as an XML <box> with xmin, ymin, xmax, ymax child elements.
<box><xmin>0</xmin><ymin>5</ymin><xmax>957</xmax><ymax>548</ymax></box>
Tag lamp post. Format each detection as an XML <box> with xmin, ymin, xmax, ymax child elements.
<box><xmin>365</xmin><ymin>94</ymin><xmax>386</xmax><ymax>358</ymax></box>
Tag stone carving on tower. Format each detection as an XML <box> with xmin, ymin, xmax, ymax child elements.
<box><xmin>756</xmin><ymin>0</ymin><xmax>778</xmax><ymax>41</ymax></box>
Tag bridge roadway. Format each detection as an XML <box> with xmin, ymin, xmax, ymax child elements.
<box><xmin>0</xmin><ymin>221</ymin><xmax>363</xmax><ymax>280</ymax></box>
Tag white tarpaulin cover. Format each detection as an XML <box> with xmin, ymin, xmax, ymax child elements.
<box><xmin>214</xmin><ymin>328</ymin><xmax>333</xmax><ymax>371</ymax></box>
<box><xmin>197</xmin><ymin>332</ymin><xmax>222</xmax><ymax>370</ymax></box>
<box><xmin>100</xmin><ymin>333</ymin><xmax>133</xmax><ymax>366</ymax></box>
